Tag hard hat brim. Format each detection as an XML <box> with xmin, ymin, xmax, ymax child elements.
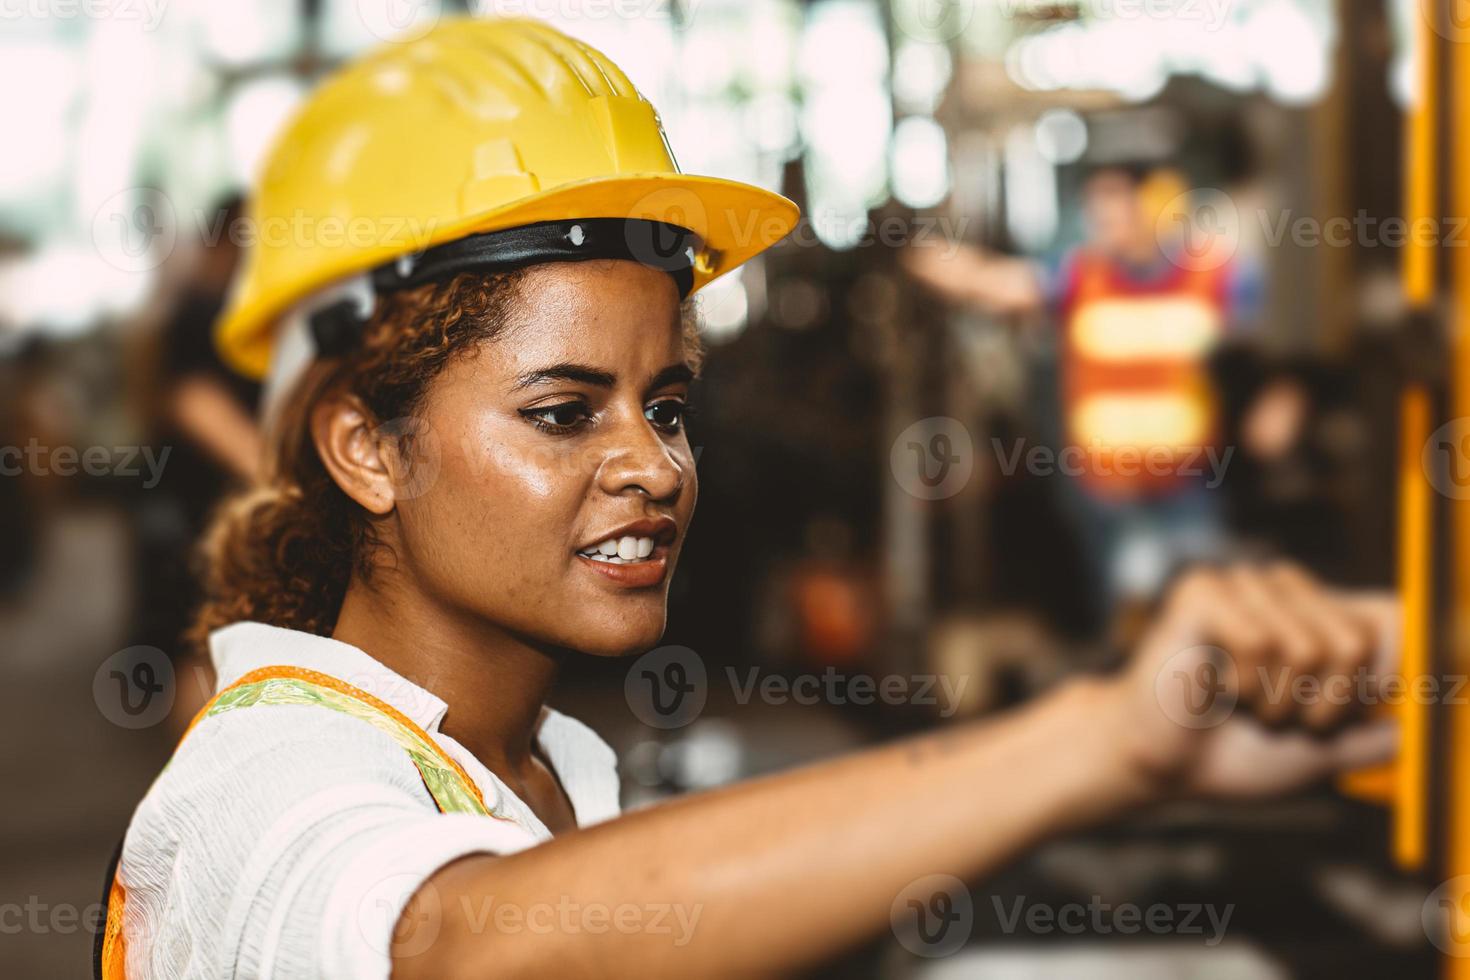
<box><xmin>217</xmin><ymin>173</ymin><xmax>800</xmax><ymax>380</ymax></box>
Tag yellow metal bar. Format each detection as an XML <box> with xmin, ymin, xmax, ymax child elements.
<box><xmin>1447</xmin><ymin>11</ymin><xmax>1470</xmax><ymax>980</ymax></box>
<box><xmin>1404</xmin><ymin>2</ymin><xmax>1437</xmax><ymax>308</ymax></box>
<box><xmin>1341</xmin><ymin>1</ymin><xmax>1437</xmax><ymax>858</ymax></box>
<box><xmin>1396</xmin><ymin>384</ymin><xmax>1431</xmax><ymax>871</ymax></box>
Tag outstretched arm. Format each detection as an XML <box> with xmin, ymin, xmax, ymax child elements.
<box><xmin>901</xmin><ymin>241</ymin><xmax>1048</xmax><ymax>316</ymax></box>
<box><xmin>396</xmin><ymin>564</ymin><xmax>1396</xmax><ymax>980</ymax></box>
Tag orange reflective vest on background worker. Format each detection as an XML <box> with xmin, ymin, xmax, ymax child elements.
<box><xmin>1058</xmin><ymin>248</ymin><xmax>1230</xmax><ymax>500</ymax></box>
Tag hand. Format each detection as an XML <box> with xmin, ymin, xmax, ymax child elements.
<box><xmin>1103</xmin><ymin>563</ymin><xmax>1399</xmax><ymax>801</ymax></box>
<box><xmin>900</xmin><ymin>244</ymin><xmax>969</xmax><ymax>295</ymax></box>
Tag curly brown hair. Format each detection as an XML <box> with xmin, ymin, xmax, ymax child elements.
<box><xmin>187</xmin><ymin>269</ymin><xmax>702</xmax><ymax>652</ymax></box>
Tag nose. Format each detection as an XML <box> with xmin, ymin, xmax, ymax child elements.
<box><xmin>595</xmin><ymin>414</ymin><xmax>687</xmax><ymax>503</ymax></box>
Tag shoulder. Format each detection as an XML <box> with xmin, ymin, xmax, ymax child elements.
<box><xmin>1043</xmin><ymin>247</ymin><xmax>1088</xmax><ymax>309</ymax></box>
<box><xmin>117</xmin><ymin>706</ymin><xmax>440</xmax><ymax>979</ymax></box>
<box><xmin>121</xmin><ymin>704</ymin><xmax>441</xmax><ymax>898</ymax></box>
<box><xmin>126</xmin><ymin>701</ymin><xmax>441</xmax><ymax>854</ymax></box>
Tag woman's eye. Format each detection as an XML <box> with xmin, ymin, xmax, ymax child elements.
<box><xmin>521</xmin><ymin>401</ymin><xmax>592</xmax><ymax>434</ymax></box>
<box><xmin>645</xmin><ymin>399</ymin><xmax>688</xmax><ymax>432</ymax></box>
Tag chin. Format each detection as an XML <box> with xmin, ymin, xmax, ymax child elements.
<box><xmin>582</xmin><ymin>628</ymin><xmax>667</xmax><ymax>659</ymax></box>
<box><xmin>572</xmin><ymin>609</ymin><xmax>668</xmax><ymax>659</ymax></box>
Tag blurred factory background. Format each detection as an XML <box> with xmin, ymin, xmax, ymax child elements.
<box><xmin>0</xmin><ymin>0</ymin><xmax>1445</xmax><ymax>977</ymax></box>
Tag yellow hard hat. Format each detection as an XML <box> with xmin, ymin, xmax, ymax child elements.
<box><xmin>218</xmin><ymin>16</ymin><xmax>800</xmax><ymax>379</ymax></box>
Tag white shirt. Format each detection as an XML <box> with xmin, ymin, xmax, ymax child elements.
<box><xmin>116</xmin><ymin>621</ymin><xmax>621</xmax><ymax>980</ymax></box>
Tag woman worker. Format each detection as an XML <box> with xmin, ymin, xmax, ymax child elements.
<box><xmin>102</xmin><ymin>17</ymin><xmax>1398</xmax><ymax>980</ymax></box>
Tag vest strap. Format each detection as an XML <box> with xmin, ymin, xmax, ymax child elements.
<box><xmin>100</xmin><ymin>664</ymin><xmax>505</xmax><ymax>980</ymax></box>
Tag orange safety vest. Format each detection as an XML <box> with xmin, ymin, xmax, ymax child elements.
<box><xmin>98</xmin><ymin>666</ymin><xmax>509</xmax><ymax>980</ymax></box>
<box><xmin>1059</xmin><ymin>249</ymin><xmax>1229</xmax><ymax>499</ymax></box>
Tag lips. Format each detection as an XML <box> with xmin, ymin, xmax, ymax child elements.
<box><xmin>575</xmin><ymin>517</ymin><xmax>678</xmax><ymax>588</ymax></box>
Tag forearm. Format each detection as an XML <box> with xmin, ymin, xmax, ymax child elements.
<box><xmin>401</xmin><ymin>678</ymin><xmax>1150</xmax><ymax>980</ymax></box>
<box><xmin>908</xmin><ymin>243</ymin><xmax>1043</xmax><ymax>315</ymax></box>
<box><xmin>965</xmin><ymin>254</ymin><xmax>1045</xmax><ymax>315</ymax></box>
<box><xmin>170</xmin><ymin>375</ymin><xmax>263</xmax><ymax>481</ymax></box>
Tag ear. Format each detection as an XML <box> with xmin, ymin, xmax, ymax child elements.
<box><xmin>310</xmin><ymin>390</ymin><xmax>397</xmax><ymax>516</ymax></box>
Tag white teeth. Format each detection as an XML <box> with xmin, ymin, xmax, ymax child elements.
<box><xmin>580</xmin><ymin>535</ymin><xmax>658</xmax><ymax>563</ymax></box>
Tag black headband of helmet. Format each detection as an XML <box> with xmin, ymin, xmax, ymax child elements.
<box><xmin>310</xmin><ymin>218</ymin><xmax>700</xmax><ymax>358</ymax></box>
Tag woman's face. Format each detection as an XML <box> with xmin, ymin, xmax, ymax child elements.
<box><xmin>390</xmin><ymin>258</ymin><xmax>697</xmax><ymax>657</ymax></box>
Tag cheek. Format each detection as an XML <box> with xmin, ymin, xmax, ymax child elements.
<box><xmin>398</xmin><ymin>428</ymin><xmax>590</xmax><ymax>587</ymax></box>
<box><xmin>682</xmin><ymin>450</ymin><xmax>698</xmax><ymax>516</ymax></box>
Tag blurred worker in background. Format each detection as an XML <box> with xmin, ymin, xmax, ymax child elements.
<box><xmin>905</xmin><ymin>164</ymin><xmax>1275</xmax><ymax>634</ymax></box>
<box><xmin>135</xmin><ymin>194</ymin><xmax>263</xmax><ymax>728</ymax></box>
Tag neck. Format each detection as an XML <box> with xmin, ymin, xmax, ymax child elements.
<box><xmin>331</xmin><ymin>567</ymin><xmax>562</xmax><ymax>777</ymax></box>
<box><xmin>1114</xmin><ymin>234</ymin><xmax>1162</xmax><ymax>269</ymax></box>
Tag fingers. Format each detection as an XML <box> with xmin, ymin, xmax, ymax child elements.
<box><xmin>1194</xmin><ymin>717</ymin><xmax>1399</xmax><ymax>799</ymax></box>
<box><xmin>1262</xmin><ymin>565</ymin><xmax>1378</xmax><ymax>729</ymax></box>
<box><xmin>1337</xmin><ymin>591</ymin><xmax>1402</xmax><ymax>677</ymax></box>
<box><xmin>1324</xmin><ymin>718</ymin><xmax>1400</xmax><ymax>771</ymax></box>
<box><xmin>1158</xmin><ymin>563</ymin><xmax>1397</xmax><ymax>733</ymax></box>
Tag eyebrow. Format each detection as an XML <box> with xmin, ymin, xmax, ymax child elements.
<box><xmin>511</xmin><ymin>362</ymin><xmax>695</xmax><ymax>392</ymax></box>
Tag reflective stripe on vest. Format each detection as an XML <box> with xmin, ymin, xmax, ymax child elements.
<box><xmin>100</xmin><ymin>664</ymin><xmax>509</xmax><ymax>980</ymax></box>
<box><xmin>1061</xmin><ymin>250</ymin><xmax>1228</xmax><ymax>497</ymax></box>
